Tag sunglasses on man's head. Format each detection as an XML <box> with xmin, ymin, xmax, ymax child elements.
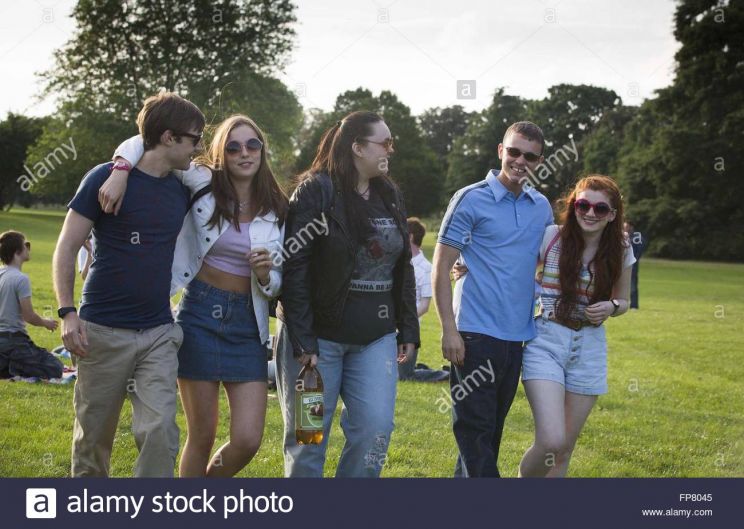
<box><xmin>504</xmin><ymin>146</ymin><xmax>541</xmax><ymax>163</ymax></box>
<box><xmin>225</xmin><ymin>138</ymin><xmax>263</xmax><ymax>154</ymax></box>
<box><xmin>574</xmin><ymin>198</ymin><xmax>615</xmax><ymax>219</ymax></box>
<box><xmin>175</xmin><ymin>131</ymin><xmax>203</xmax><ymax>146</ymax></box>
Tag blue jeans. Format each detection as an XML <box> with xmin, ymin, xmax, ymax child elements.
<box><xmin>276</xmin><ymin>320</ymin><xmax>398</xmax><ymax>477</ymax></box>
<box><xmin>451</xmin><ymin>332</ymin><xmax>523</xmax><ymax>477</ymax></box>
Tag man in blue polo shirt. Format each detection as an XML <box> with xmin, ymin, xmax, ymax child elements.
<box><xmin>53</xmin><ymin>92</ymin><xmax>205</xmax><ymax>477</ymax></box>
<box><xmin>433</xmin><ymin>121</ymin><xmax>554</xmax><ymax>477</ymax></box>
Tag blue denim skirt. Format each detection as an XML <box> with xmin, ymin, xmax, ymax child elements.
<box><xmin>175</xmin><ymin>278</ymin><xmax>267</xmax><ymax>382</ymax></box>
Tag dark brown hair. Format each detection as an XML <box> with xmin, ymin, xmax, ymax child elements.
<box><xmin>407</xmin><ymin>217</ymin><xmax>426</xmax><ymax>247</ymax></box>
<box><xmin>503</xmin><ymin>121</ymin><xmax>545</xmax><ymax>154</ymax></box>
<box><xmin>196</xmin><ymin>115</ymin><xmax>288</xmax><ymax>230</ymax></box>
<box><xmin>137</xmin><ymin>92</ymin><xmax>206</xmax><ymax>151</ymax></box>
<box><xmin>555</xmin><ymin>175</ymin><xmax>625</xmax><ymax>320</ymax></box>
<box><xmin>0</xmin><ymin>231</ymin><xmax>25</xmax><ymax>264</ymax></box>
<box><xmin>300</xmin><ymin>110</ymin><xmax>397</xmax><ymax>242</ymax></box>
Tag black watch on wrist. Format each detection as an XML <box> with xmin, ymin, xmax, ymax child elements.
<box><xmin>610</xmin><ymin>299</ymin><xmax>620</xmax><ymax>316</ymax></box>
<box><xmin>57</xmin><ymin>306</ymin><xmax>77</xmax><ymax>318</ymax></box>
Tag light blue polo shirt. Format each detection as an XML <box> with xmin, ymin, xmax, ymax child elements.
<box><xmin>438</xmin><ymin>170</ymin><xmax>553</xmax><ymax>342</ymax></box>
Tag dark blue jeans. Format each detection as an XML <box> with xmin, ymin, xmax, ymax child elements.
<box><xmin>451</xmin><ymin>332</ymin><xmax>523</xmax><ymax>477</ymax></box>
<box><xmin>0</xmin><ymin>333</ymin><xmax>63</xmax><ymax>379</ymax></box>
<box><xmin>397</xmin><ymin>347</ymin><xmax>449</xmax><ymax>382</ymax></box>
<box><xmin>630</xmin><ymin>262</ymin><xmax>640</xmax><ymax>309</ymax></box>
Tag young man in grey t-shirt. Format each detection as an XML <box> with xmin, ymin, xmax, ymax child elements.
<box><xmin>0</xmin><ymin>231</ymin><xmax>61</xmax><ymax>378</ymax></box>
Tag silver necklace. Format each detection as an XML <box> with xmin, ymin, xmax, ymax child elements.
<box><xmin>235</xmin><ymin>199</ymin><xmax>249</xmax><ymax>212</ymax></box>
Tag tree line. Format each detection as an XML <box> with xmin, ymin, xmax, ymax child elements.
<box><xmin>0</xmin><ymin>0</ymin><xmax>740</xmax><ymax>260</ymax></box>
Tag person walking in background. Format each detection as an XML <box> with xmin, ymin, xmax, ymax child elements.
<box><xmin>518</xmin><ymin>175</ymin><xmax>634</xmax><ymax>478</ymax></box>
<box><xmin>433</xmin><ymin>121</ymin><xmax>553</xmax><ymax>477</ymax></box>
<box><xmin>623</xmin><ymin>220</ymin><xmax>645</xmax><ymax>309</ymax></box>
<box><xmin>398</xmin><ymin>217</ymin><xmax>447</xmax><ymax>382</ymax></box>
<box><xmin>0</xmin><ymin>231</ymin><xmax>62</xmax><ymax>380</ymax></box>
<box><xmin>77</xmin><ymin>233</ymin><xmax>94</xmax><ymax>281</ymax></box>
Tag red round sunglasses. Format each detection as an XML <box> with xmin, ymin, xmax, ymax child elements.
<box><xmin>573</xmin><ymin>198</ymin><xmax>615</xmax><ymax>219</ymax></box>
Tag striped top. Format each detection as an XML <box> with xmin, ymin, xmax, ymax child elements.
<box><xmin>538</xmin><ymin>225</ymin><xmax>635</xmax><ymax>321</ymax></box>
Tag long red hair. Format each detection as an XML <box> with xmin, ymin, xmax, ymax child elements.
<box><xmin>555</xmin><ymin>175</ymin><xmax>625</xmax><ymax>320</ymax></box>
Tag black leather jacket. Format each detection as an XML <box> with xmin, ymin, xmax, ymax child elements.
<box><xmin>277</xmin><ymin>172</ymin><xmax>420</xmax><ymax>357</ymax></box>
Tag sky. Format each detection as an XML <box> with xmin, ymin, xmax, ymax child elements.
<box><xmin>0</xmin><ymin>0</ymin><xmax>680</xmax><ymax>118</ymax></box>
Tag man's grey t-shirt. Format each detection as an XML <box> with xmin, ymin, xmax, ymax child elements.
<box><xmin>0</xmin><ymin>266</ymin><xmax>31</xmax><ymax>334</ymax></box>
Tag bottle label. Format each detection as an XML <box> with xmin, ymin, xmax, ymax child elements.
<box><xmin>296</xmin><ymin>391</ymin><xmax>323</xmax><ymax>430</ymax></box>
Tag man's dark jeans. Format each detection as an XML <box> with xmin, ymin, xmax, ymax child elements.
<box><xmin>451</xmin><ymin>331</ymin><xmax>523</xmax><ymax>477</ymax></box>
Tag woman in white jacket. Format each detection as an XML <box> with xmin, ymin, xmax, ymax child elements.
<box><xmin>100</xmin><ymin>115</ymin><xmax>287</xmax><ymax>477</ymax></box>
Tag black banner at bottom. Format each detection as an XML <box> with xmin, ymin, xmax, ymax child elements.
<box><xmin>3</xmin><ymin>478</ymin><xmax>738</xmax><ymax>529</ymax></box>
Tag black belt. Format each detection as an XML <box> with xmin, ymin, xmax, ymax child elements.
<box><xmin>0</xmin><ymin>331</ymin><xmax>28</xmax><ymax>338</ymax></box>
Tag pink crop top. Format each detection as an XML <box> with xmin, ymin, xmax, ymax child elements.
<box><xmin>203</xmin><ymin>222</ymin><xmax>252</xmax><ymax>277</ymax></box>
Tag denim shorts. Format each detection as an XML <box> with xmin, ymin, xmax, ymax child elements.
<box><xmin>521</xmin><ymin>313</ymin><xmax>608</xmax><ymax>395</ymax></box>
<box><xmin>175</xmin><ymin>278</ymin><xmax>267</xmax><ymax>382</ymax></box>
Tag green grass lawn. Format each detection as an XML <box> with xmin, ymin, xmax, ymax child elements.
<box><xmin>1</xmin><ymin>208</ymin><xmax>742</xmax><ymax>477</ymax></box>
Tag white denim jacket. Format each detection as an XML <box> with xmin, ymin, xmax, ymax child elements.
<box><xmin>115</xmin><ymin>135</ymin><xmax>284</xmax><ymax>346</ymax></box>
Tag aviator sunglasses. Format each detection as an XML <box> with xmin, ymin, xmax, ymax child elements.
<box><xmin>356</xmin><ymin>137</ymin><xmax>395</xmax><ymax>151</ymax></box>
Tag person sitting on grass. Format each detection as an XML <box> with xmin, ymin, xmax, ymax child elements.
<box><xmin>398</xmin><ymin>217</ymin><xmax>448</xmax><ymax>382</ymax></box>
<box><xmin>0</xmin><ymin>230</ymin><xmax>62</xmax><ymax>379</ymax></box>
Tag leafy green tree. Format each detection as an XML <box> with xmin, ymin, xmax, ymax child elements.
<box><xmin>203</xmin><ymin>69</ymin><xmax>303</xmax><ymax>184</ymax></box>
<box><xmin>25</xmin><ymin>101</ymin><xmax>134</xmax><ymax>200</ymax></box>
<box><xmin>615</xmin><ymin>0</ymin><xmax>744</xmax><ymax>260</ymax></box>
<box><xmin>445</xmin><ymin>88</ymin><xmax>527</xmax><ymax>195</ymax></box>
<box><xmin>32</xmin><ymin>0</ymin><xmax>299</xmax><ymax>201</ymax></box>
<box><xmin>527</xmin><ymin>84</ymin><xmax>621</xmax><ymax>200</ymax></box>
<box><xmin>0</xmin><ymin>114</ymin><xmax>49</xmax><ymax>209</ymax></box>
<box><xmin>43</xmin><ymin>0</ymin><xmax>297</xmax><ymax>120</ymax></box>
<box><xmin>294</xmin><ymin>88</ymin><xmax>444</xmax><ymax>216</ymax></box>
<box><xmin>582</xmin><ymin>105</ymin><xmax>638</xmax><ymax>177</ymax></box>
<box><xmin>418</xmin><ymin>105</ymin><xmax>473</xmax><ymax>179</ymax></box>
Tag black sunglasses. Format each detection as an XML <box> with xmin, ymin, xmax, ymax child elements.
<box><xmin>175</xmin><ymin>131</ymin><xmax>203</xmax><ymax>146</ymax></box>
<box><xmin>24</xmin><ymin>241</ymin><xmax>31</xmax><ymax>250</ymax></box>
<box><xmin>504</xmin><ymin>146</ymin><xmax>541</xmax><ymax>163</ymax></box>
<box><xmin>226</xmin><ymin>138</ymin><xmax>263</xmax><ymax>154</ymax></box>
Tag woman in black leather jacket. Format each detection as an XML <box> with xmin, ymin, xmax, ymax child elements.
<box><xmin>275</xmin><ymin>110</ymin><xmax>419</xmax><ymax>477</ymax></box>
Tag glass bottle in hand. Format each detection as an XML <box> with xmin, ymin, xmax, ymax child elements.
<box><xmin>295</xmin><ymin>365</ymin><xmax>324</xmax><ymax>444</ymax></box>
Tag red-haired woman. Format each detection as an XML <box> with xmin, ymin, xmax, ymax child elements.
<box><xmin>518</xmin><ymin>175</ymin><xmax>635</xmax><ymax>478</ymax></box>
